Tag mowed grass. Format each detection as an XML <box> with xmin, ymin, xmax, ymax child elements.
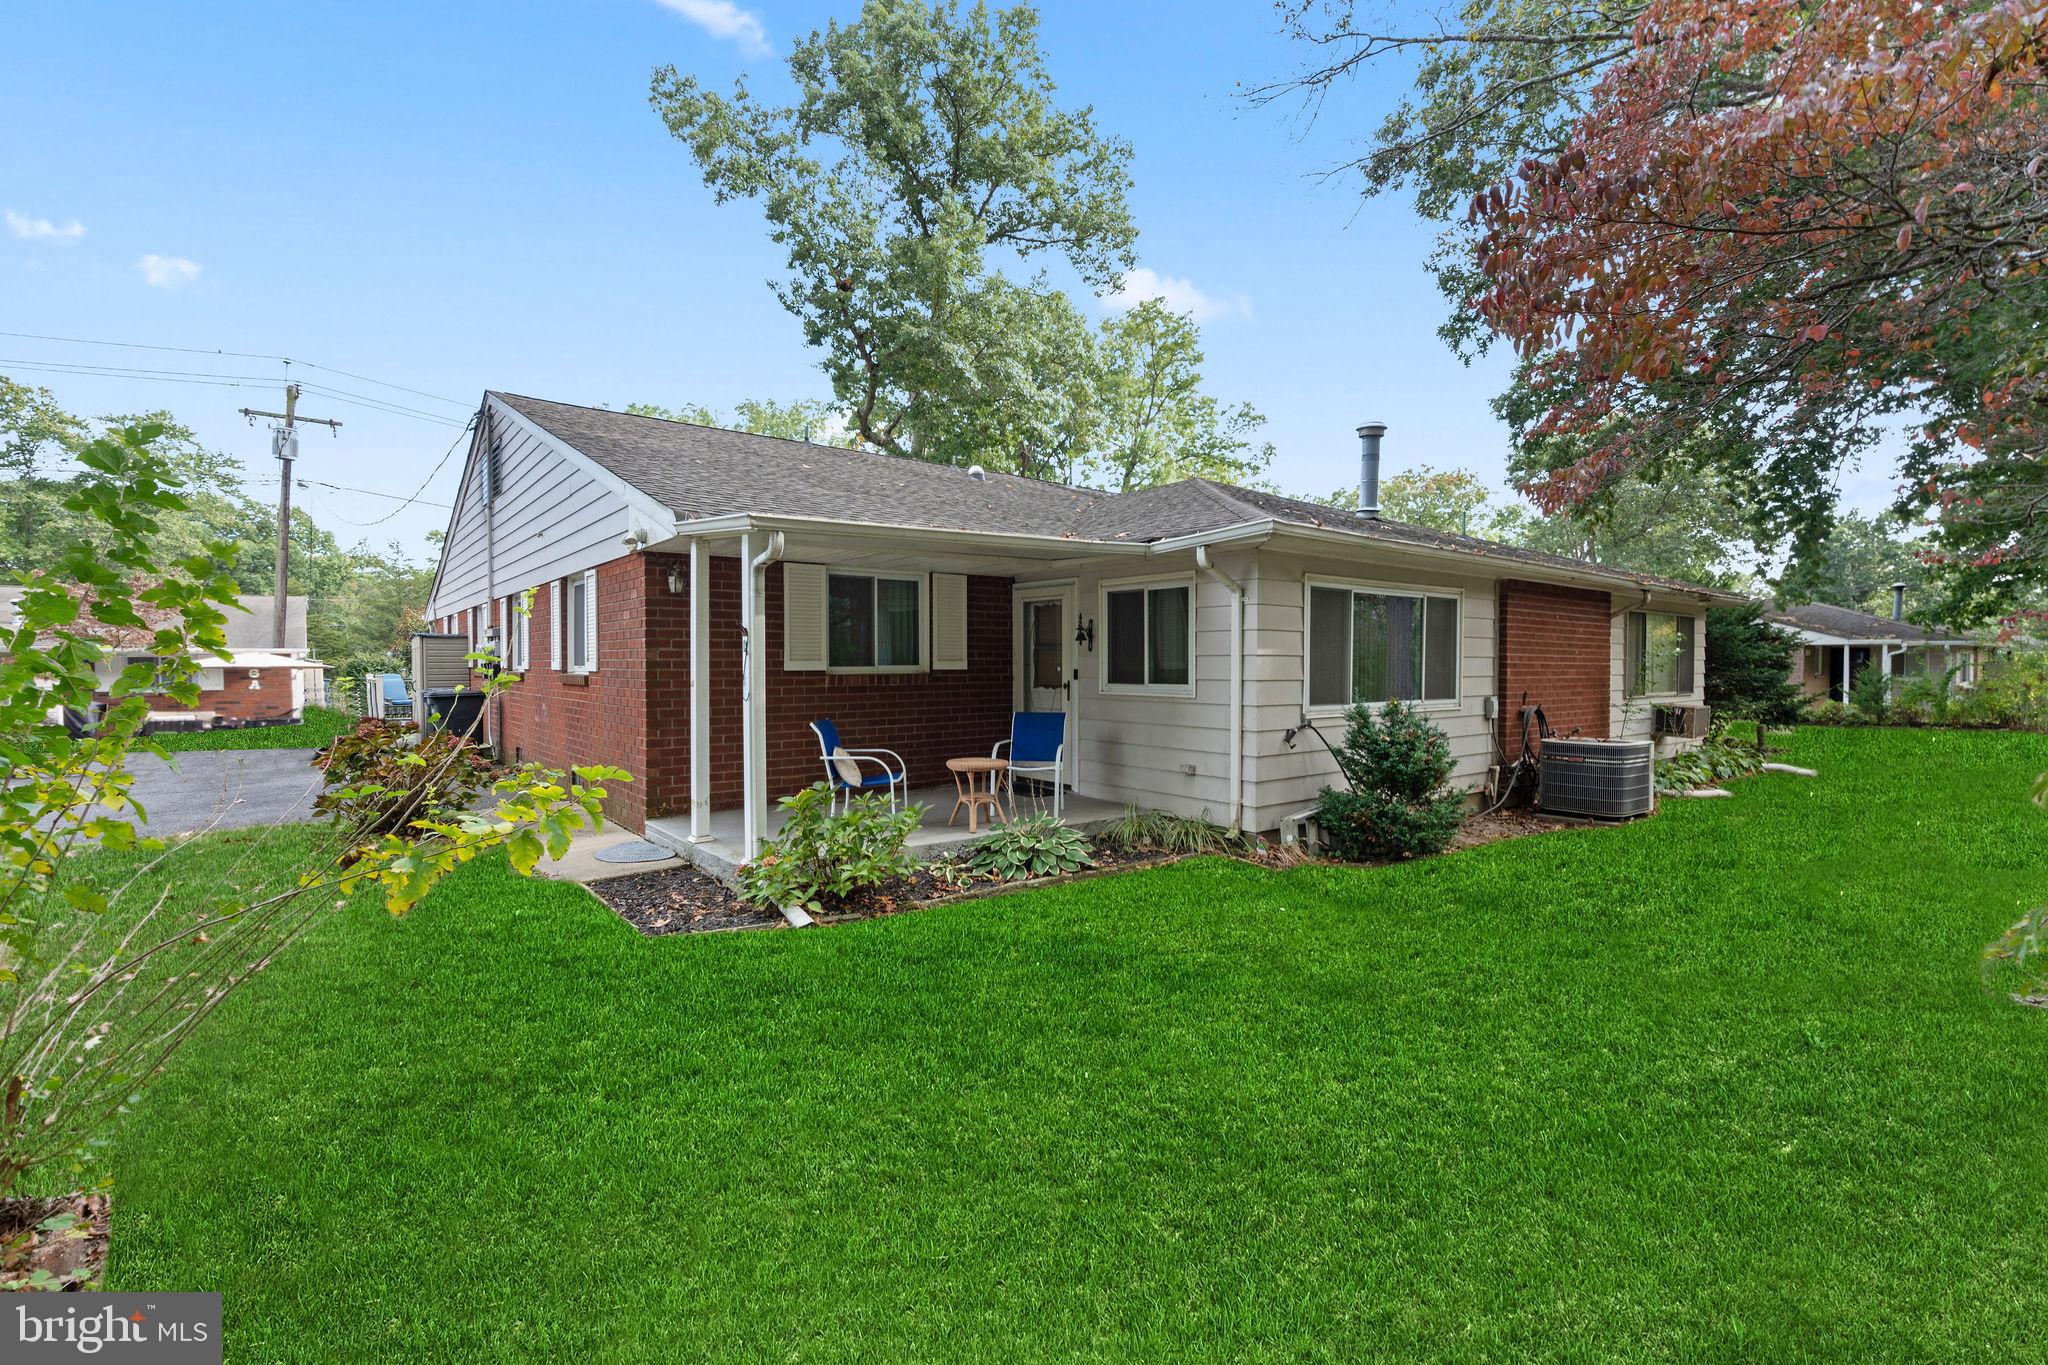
<box><xmin>104</xmin><ymin>728</ymin><xmax>2048</xmax><ymax>1361</ymax></box>
<box><xmin>149</xmin><ymin>704</ymin><xmax>353</xmax><ymax>752</ymax></box>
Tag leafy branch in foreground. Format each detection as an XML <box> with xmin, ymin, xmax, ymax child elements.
<box><xmin>0</xmin><ymin>423</ymin><xmax>629</xmax><ymax>1210</ymax></box>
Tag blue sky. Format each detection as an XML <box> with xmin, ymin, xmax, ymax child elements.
<box><xmin>2</xmin><ymin>0</ymin><xmax>1895</xmax><ymax>558</ymax></box>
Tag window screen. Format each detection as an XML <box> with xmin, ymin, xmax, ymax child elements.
<box><xmin>1309</xmin><ymin>585</ymin><xmax>1459</xmax><ymax>706</ymax></box>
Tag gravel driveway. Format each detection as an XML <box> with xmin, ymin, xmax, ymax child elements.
<box><xmin>118</xmin><ymin>749</ymin><xmax>327</xmax><ymax>836</ymax></box>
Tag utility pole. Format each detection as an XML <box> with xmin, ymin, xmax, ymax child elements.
<box><xmin>239</xmin><ymin>383</ymin><xmax>341</xmax><ymax>648</ymax></box>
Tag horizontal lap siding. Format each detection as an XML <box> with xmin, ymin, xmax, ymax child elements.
<box><xmin>430</xmin><ymin>412</ymin><xmax>642</xmax><ymax>619</ymax></box>
<box><xmin>1242</xmin><ymin>548</ymin><xmax>1500</xmax><ymax>834</ymax></box>
<box><xmin>1016</xmin><ymin>551</ymin><xmax>1241</xmax><ymax>821</ymax></box>
<box><xmin>1609</xmin><ymin>593</ymin><xmax>1707</xmax><ymax>744</ymax></box>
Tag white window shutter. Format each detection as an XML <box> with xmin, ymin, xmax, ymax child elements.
<box><xmin>550</xmin><ymin>579</ymin><xmax>563</xmax><ymax>671</ymax></box>
<box><xmin>782</xmin><ymin>562</ymin><xmax>829</xmax><ymax>670</ymax></box>
<box><xmin>931</xmin><ymin>573</ymin><xmax>969</xmax><ymax>671</ymax></box>
<box><xmin>582</xmin><ymin>569</ymin><xmax>598</xmax><ymax>672</ymax></box>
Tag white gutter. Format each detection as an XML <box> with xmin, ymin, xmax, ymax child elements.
<box><xmin>1153</xmin><ymin>518</ymin><xmax>1746</xmax><ymax>607</ymax></box>
<box><xmin>1194</xmin><ymin>544</ymin><xmax>1247</xmax><ymax>831</ymax></box>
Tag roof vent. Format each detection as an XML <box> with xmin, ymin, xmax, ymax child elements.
<box><xmin>967</xmin><ymin>464</ymin><xmax>987</xmax><ymax>482</ymax></box>
<box><xmin>1356</xmin><ymin>422</ymin><xmax>1387</xmax><ymax>519</ymax></box>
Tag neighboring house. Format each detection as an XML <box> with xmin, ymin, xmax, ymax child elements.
<box><xmin>0</xmin><ymin>588</ymin><xmax>327</xmax><ymax>727</ymax></box>
<box><xmin>1768</xmin><ymin>591</ymin><xmax>1987</xmax><ymax>702</ymax></box>
<box><xmin>425</xmin><ymin>393</ymin><xmax>1743</xmax><ymax>856</ymax></box>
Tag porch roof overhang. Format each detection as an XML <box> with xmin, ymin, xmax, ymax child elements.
<box><xmin>646</xmin><ymin>512</ymin><xmax>1156</xmax><ymax>575</ymax></box>
<box><xmin>1151</xmin><ymin>518</ymin><xmax>1750</xmax><ymax>607</ymax></box>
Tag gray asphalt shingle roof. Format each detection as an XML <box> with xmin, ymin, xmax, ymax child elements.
<box><xmin>493</xmin><ymin>392</ymin><xmax>1740</xmax><ymax>600</ymax></box>
<box><xmin>1766</xmin><ymin>602</ymin><xmax>1977</xmax><ymax>643</ymax></box>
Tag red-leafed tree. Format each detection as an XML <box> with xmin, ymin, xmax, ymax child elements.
<box><xmin>1263</xmin><ymin>0</ymin><xmax>2048</xmax><ymax>617</ymax></box>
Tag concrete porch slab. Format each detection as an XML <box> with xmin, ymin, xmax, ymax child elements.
<box><xmin>644</xmin><ymin>785</ymin><xmax>1128</xmax><ymax>884</ymax></box>
<box><xmin>534</xmin><ymin>818</ymin><xmax>681</xmax><ymax>884</ymax></box>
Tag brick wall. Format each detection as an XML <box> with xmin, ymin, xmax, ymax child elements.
<box><xmin>111</xmin><ymin>668</ymin><xmax>299</xmax><ymax>725</ymax></box>
<box><xmin>1496</xmin><ymin>579</ymin><xmax>1611</xmax><ymax>761</ymax></box>
<box><xmin>491</xmin><ymin>554</ymin><xmax>1014</xmax><ymax>832</ymax></box>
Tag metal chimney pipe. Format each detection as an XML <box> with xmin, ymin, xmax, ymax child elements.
<box><xmin>1891</xmin><ymin>582</ymin><xmax>1906</xmax><ymax>621</ymax></box>
<box><xmin>1357</xmin><ymin>422</ymin><xmax>1386</xmax><ymax>519</ymax></box>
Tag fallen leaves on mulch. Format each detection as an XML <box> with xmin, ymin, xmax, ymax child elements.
<box><xmin>1</xmin><ymin>1193</ymin><xmax>109</xmax><ymax>1292</ymax></box>
<box><xmin>1449</xmin><ymin>807</ymin><xmax>1581</xmax><ymax>850</ymax></box>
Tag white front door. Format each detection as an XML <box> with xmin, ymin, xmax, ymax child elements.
<box><xmin>1019</xmin><ymin>591</ymin><xmax>1072</xmax><ymax>714</ymax></box>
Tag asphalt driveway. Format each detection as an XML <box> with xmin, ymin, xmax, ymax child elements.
<box><xmin>119</xmin><ymin>749</ymin><xmax>327</xmax><ymax>836</ymax></box>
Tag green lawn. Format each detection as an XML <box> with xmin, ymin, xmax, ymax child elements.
<box><xmin>149</xmin><ymin>704</ymin><xmax>354</xmax><ymax>752</ymax></box>
<box><xmin>101</xmin><ymin>728</ymin><xmax>2048</xmax><ymax>1360</ymax></box>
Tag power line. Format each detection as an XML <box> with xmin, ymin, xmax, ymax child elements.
<box><xmin>0</xmin><ymin>329</ymin><xmax>471</xmax><ymax>408</ymax></box>
<box><xmin>0</xmin><ymin>358</ymin><xmax>464</xmax><ymax>427</ymax></box>
<box><xmin>339</xmin><ymin>414</ymin><xmax>477</xmax><ymax>528</ymax></box>
<box><xmin>293</xmin><ymin>476</ymin><xmax>451</xmax><ymax>509</ymax></box>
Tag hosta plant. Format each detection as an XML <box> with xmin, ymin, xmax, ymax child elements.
<box><xmin>961</xmin><ymin>816</ymin><xmax>1094</xmax><ymax>882</ymax></box>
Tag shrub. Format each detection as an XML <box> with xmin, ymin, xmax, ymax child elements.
<box><xmin>960</xmin><ymin>815</ymin><xmax>1094</xmax><ymax>881</ymax></box>
<box><xmin>1098</xmin><ymin>805</ymin><xmax>1255</xmax><ymax>856</ymax></box>
<box><xmin>737</xmin><ymin>784</ymin><xmax>921</xmax><ymax>913</ymax></box>
<box><xmin>313</xmin><ymin>719</ymin><xmax>497</xmax><ymax>838</ymax></box>
<box><xmin>1847</xmin><ymin>663</ymin><xmax>1891</xmax><ymax>721</ymax></box>
<box><xmin>1705</xmin><ymin>605</ymin><xmax>1802</xmax><ymax>722</ymax></box>
<box><xmin>1655</xmin><ymin>724</ymin><xmax>1767</xmax><ymax>795</ymax></box>
<box><xmin>1312</xmin><ymin>700</ymin><xmax>1465</xmax><ymax>860</ymax></box>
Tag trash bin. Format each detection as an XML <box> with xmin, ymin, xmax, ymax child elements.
<box><xmin>422</xmin><ymin>688</ymin><xmax>486</xmax><ymax>740</ymax></box>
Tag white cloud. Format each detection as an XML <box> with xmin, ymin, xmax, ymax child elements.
<box><xmin>1101</xmin><ymin>267</ymin><xmax>1251</xmax><ymax>323</ymax></box>
<box><xmin>6</xmin><ymin>210</ymin><xmax>85</xmax><ymax>242</ymax></box>
<box><xmin>652</xmin><ymin>0</ymin><xmax>771</xmax><ymax>57</ymax></box>
<box><xmin>136</xmin><ymin>254</ymin><xmax>203</xmax><ymax>290</ymax></box>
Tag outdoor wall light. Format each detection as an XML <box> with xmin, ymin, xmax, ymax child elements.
<box><xmin>666</xmin><ymin>566</ymin><xmax>686</xmax><ymax>595</ymax></box>
<box><xmin>1075</xmin><ymin>617</ymin><xmax>1095</xmax><ymax>652</ymax></box>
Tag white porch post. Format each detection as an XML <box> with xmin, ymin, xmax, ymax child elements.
<box><xmin>1840</xmin><ymin>643</ymin><xmax>1851</xmax><ymax>702</ymax></box>
<box><xmin>739</xmin><ymin>532</ymin><xmax>765</xmax><ymax>861</ymax></box>
<box><xmin>686</xmin><ymin>538</ymin><xmax>711</xmax><ymax>843</ymax></box>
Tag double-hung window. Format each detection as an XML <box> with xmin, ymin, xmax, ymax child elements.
<box><xmin>1625</xmin><ymin>610</ymin><xmax>1695</xmax><ymax>697</ymax></box>
<box><xmin>1102</xmin><ymin>578</ymin><xmax>1192</xmax><ymax>692</ymax></box>
<box><xmin>827</xmin><ymin>572</ymin><xmax>923</xmax><ymax>670</ymax></box>
<box><xmin>1306</xmin><ymin>581</ymin><xmax>1460</xmax><ymax>709</ymax></box>
<box><xmin>504</xmin><ymin>594</ymin><xmax>529</xmax><ymax>671</ymax></box>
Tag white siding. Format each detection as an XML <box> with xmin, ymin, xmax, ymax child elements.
<box><xmin>428</xmin><ymin>397</ymin><xmax>673</xmax><ymax>618</ymax></box>
<box><xmin>1015</xmin><ymin>548</ymin><xmax>1246</xmax><ymax>820</ymax></box>
<box><xmin>1610</xmin><ymin>593</ymin><xmax>1707</xmax><ymax>751</ymax></box>
<box><xmin>1242</xmin><ymin>547</ymin><xmax>1500</xmax><ymax>833</ymax></box>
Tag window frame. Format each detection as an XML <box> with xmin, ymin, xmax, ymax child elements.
<box><xmin>1625</xmin><ymin>609</ymin><xmax>1696</xmax><ymax>699</ymax></box>
<box><xmin>1300</xmin><ymin>575</ymin><xmax>1465</xmax><ymax>717</ymax></box>
<box><xmin>565</xmin><ymin>570</ymin><xmax>597</xmax><ymax>675</ymax></box>
<box><xmin>1097</xmin><ymin>572</ymin><xmax>1198</xmax><ymax>698</ymax></box>
<box><xmin>825</xmin><ymin>569</ymin><xmax>928</xmax><ymax>674</ymax></box>
<box><xmin>504</xmin><ymin>592</ymin><xmax>530</xmax><ymax>672</ymax></box>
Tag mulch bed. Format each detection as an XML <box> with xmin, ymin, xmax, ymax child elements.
<box><xmin>590</xmin><ymin>839</ymin><xmax>1180</xmax><ymax>936</ymax></box>
<box><xmin>1449</xmin><ymin>806</ymin><xmax>1582</xmax><ymax>849</ymax></box>
<box><xmin>591</xmin><ymin>864</ymin><xmax>785</xmax><ymax>935</ymax></box>
<box><xmin>1</xmin><ymin>1194</ymin><xmax>110</xmax><ymax>1291</ymax></box>
<box><xmin>591</xmin><ymin>814</ymin><xmax>1587</xmax><ymax>938</ymax></box>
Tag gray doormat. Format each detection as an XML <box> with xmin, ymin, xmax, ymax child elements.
<box><xmin>594</xmin><ymin>839</ymin><xmax>679</xmax><ymax>865</ymax></box>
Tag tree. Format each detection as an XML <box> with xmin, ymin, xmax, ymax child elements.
<box><xmin>1776</xmin><ymin>513</ymin><xmax>1934</xmax><ymax>619</ymax></box>
<box><xmin>625</xmin><ymin>397</ymin><xmax>859</xmax><ymax>445</ymax></box>
<box><xmin>1083</xmin><ymin>300</ymin><xmax>1273</xmax><ymax>492</ymax></box>
<box><xmin>651</xmin><ymin>0</ymin><xmax>1137</xmax><ymax>462</ymax></box>
<box><xmin>1263</xmin><ymin>0</ymin><xmax>2048</xmax><ymax>606</ymax></box>
<box><xmin>1461</xmin><ymin>1</ymin><xmax>2048</xmax><ymax>581</ymax></box>
<box><xmin>1704</xmin><ymin>605</ymin><xmax>1801</xmax><ymax>722</ymax></box>
<box><xmin>0</xmin><ymin>423</ymin><xmax>620</xmax><ymax>1213</ymax></box>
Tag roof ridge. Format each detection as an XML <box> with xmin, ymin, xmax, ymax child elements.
<box><xmin>489</xmin><ymin>391</ymin><xmax>1109</xmax><ymax>501</ymax></box>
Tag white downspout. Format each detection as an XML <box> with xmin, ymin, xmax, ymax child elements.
<box><xmin>738</xmin><ymin>530</ymin><xmax>785</xmax><ymax>868</ymax></box>
<box><xmin>1195</xmin><ymin>545</ymin><xmax>1245</xmax><ymax>832</ymax></box>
